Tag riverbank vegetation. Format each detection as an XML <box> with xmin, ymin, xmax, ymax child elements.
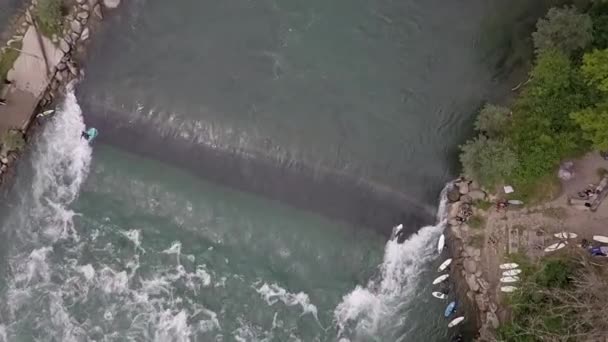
<box><xmin>35</xmin><ymin>0</ymin><xmax>64</xmax><ymax>37</ymax></box>
<box><xmin>498</xmin><ymin>253</ymin><xmax>608</xmax><ymax>341</ymax></box>
<box><xmin>460</xmin><ymin>1</ymin><xmax>608</xmax><ymax>203</ymax></box>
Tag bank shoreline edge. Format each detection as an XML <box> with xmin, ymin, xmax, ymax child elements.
<box><xmin>0</xmin><ymin>0</ymin><xmax>120</xmax><ymax>187</ymax></box>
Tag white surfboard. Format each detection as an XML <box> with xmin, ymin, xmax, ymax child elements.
<box><xmin>432</xmin><ymin>291</ymin><xmax>447</xmax><ymax>299</ymax></box>
<box><xmin>437</xmin><ymin>234</ymin><xmax>445</xmax><ymax>254</ymax></box>
<box><xmin>500</xmin><ymin>276</ymin><xmax>519</xmax><ymax>283</ymax></box>
<box><xmin>554</xmin><ymin>232</ymin><xmax>577</xmax><ymax>239</ymax></box>
<box><xmin>593</xmin><ymin>235</ymin><xmax>608</xmax><ymax>243</ymax></box>
<box><xmin>544</xmin><ymin>241</ymin><xmax>567</xmax><ymax>252</ymax></box>
<box><xmin>501</xmin><ymin>286</ymin><xmax>517</xmax><ymax>293</ymax></box>
<box><xmin>432</xmin><ymin>274</ymin><xmax>449</xmax><ymax>285</ymax></box>
<box><xmin>499</xmin><ymin>263</ymin><xmax>519</xmax><ymax>270</ymax></box>
<box><xmin>502</xmin><ymin>269</ymin><xmax>522</xmax><ymax>276</ymax></box>
<box><xmin>438</xmin><ymin>258</ymin><xmax>452</xmax><ymax>272</ymax></box>
<box><xmin>448</xmin><ymin>316</ymin><xmax>465</xmax><ymax>328</ymax></box>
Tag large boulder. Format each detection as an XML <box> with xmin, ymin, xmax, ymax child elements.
<box><xmin>103</xmin><ymin>0</ymin><xmax>120</xmax><ymax>9</ymax></box>
<box><xmin>466</xmin><ymin>273</ymin><xmax>479</xmax><ymax>292</ymax></box>
<box><xmin>447</xmin><ymin>186</ymin><xmax>461</xmax><ymax>203</ymax></box>
<box><xmin>93</xmin><ymin>4</ymin><xmax>103</xmax><ymax>19</ymax></box>
<box><xmin>486</xmin><ymin>311</ymin><xmax>500</xmax><ymax>329</ymax></box>
<box><xmin>468</xmin><ymin>189</ymin><xmax>486</xmax><ymax>201</ymax></box>
<box><xmin>459</xmin><ymin>181</ymin><xmax>469</xmax><ymax>195</ymax></box>
<box><xmin>448</xmin><ymin>201</ymin><xmax>461</xmax><ymax>219</ymax></box>
<box><xmin>464</xmin><ymin>259</ymin><xmax>477</xmax><ymax>274</ymax></box>
<box><xmin>70</xmin><ymin>20</ymin><xmax>83</xmax><ymax>34</ymax></box>
<box><xmin>475</xmin><ymin>294</ymin><xmax>488</xmax><ymax>312</ymax></box>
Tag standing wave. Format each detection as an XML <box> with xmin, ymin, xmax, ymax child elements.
<box><xmin>334</xmin><ymin>186</ymin><xmax>449</xmax><ymax>341</ymax></box>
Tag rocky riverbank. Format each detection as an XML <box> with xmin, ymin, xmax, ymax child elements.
<box><xmin>0</xmin><ymin>0</ymin><xmax>119</xmax><ymax>186</ymax></box>
<box><xmin>444</xmin><ymin>179</ymin><xmax>501</xmax><ymax>341</ymax></box>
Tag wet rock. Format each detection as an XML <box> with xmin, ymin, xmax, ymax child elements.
<box><xmin>469</xmin><ymin>189</ymin><xmax>486</xmax><ymax>201</ymax></box>
<box><xmin>448</xmin><ymin>219</ymin><xmax>460</xmax><ymax>227</ymax></box>
<box><xmin>489</xmin><ymin>302</ymin><xmax>498</xmax><ymax>313</ymax></box>
<box><xmin>1</xmin><ymin>157</ymin><xmax>8</xmax><ymax>165</ymax></box>
<box><xmin>50</xmin><ymin>78</ymin><xmax>60</xmax><ymax>91</ymax></box>
<box><xmin>475</xmin><ymin>270</ymin><xmax>482</xmax><ymax>277</ymax></box>
<box><xmin>447</xmin><ymin>186</ymin><xmax>460</xmax><ymax>203</ymax></box>
<box><xmin>78</xmin><ymin>11</ymin><xmax>90</xmax><ymax>20</ymax></box>
<box><xmin>475</xmin><ymin>294</ymin><xmax>488</xmax><ymax>312</ymax></box>
<box><xmin>460</xmin><ymin>194</ymin><xmax>472</xmax><ymax>205</ymax></box>
<box><xmin>71</xmin><ymin>32</ymin><xmax>80</xmax><ymax>42</ymax></box>
<box><xmin>55</xmin><ymin>70</ymin><xmax>63</xmax><ymax>82</ymax></box>
<box><xmin>93</xmin><ymin>4</ymin><xmax>103</xmax><ymax>19</ymax></box>
<box><xmin>103</xmin><ymin>0</ymin><xmax>120</xmax><ymax>8</ymax></box>
<box><xmin>59</xmin><ymin>39</ymin><xmax>70</xmax><ymax>53</ymax></box>
<box><xmin>449</xmin><ymin>201</ymin><xmax>461</xmax><ymax>219</ymax></box>
<box><xmin>25</xmin><ymin>10</ymin><xmax>33</xmax><ymax>24</ymax></box>
<box><xmin>67</xmin><ymin>62</ymin><xmax>78</xmax><ymax>76</ymax></box>
<box><xmin>82</xmin><ymin>4</ymin><xmax>90</xmax><ymax>11</ymax></box>
<box><xmin>464</xmin><ymin>259</ymin><xmax>477</xmax><ymax>274</ymax></box>
<box><xmin>451</xmin><ymin>225</ymin><xmax>462</xmax><ymax>239</ymax></box>
<box><xmin>477</xmin><ymin>278</ymin><xmax>490</xmax><ymax>291</ymax></box>
<box><xmin>464</xmin><ymin>246</ymin><xmax>480</xmax><ymax>258</ymax></box>
<box><xmin>61</xmin><ymin>69</ymin><xmax>69</xmax><ymax>81</ymax></box>
<box><xmin>70</xmin><ymin>20</ymin><xmax>83</xmax><ymax>34</ymax></box>
<box><xmin>81</xmin><ymin>27</ymin><xmax>90</xmax><ymax>41</ymax></box>
<box><xmin>77</xmin><ymin>0</ymin><xmax>85</xmax><ymax>4</ymax></box>
<box><xmin>459</xmin><ymin>182</ymin><xmax>469</xmax><ymax>195</ymax></box>
<box><xmin>466</xmin><ymin>273</ymin><xmax>479</xmax><ymax>292</ymax></box>
<box><xmin>0</xmin><ymin>165</ymin><xmax>7</xmax><ymax>172</ymax></box>
<box><xmin>81</xmin><ymin>17</ymin><xmax>88</xmax><ymax>26</ymax></box>
<box><xmin>486</xmin><ymin>311</ymin><xmax>500</xmax><ymax>329</ymax></box>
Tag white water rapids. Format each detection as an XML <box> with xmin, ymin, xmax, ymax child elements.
<box><xmin>0</xmin><ymin>90</ymin><xmax>452</xmax><ymax>341</ymax></box>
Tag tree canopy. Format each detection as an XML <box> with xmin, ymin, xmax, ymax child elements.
<box><xmin>571</xmin><ymin>103</ymin><xmax>608</xmax><ymax>151</ymax></box>
<box><xmin>532</xmin><ymin>6</ymin><xmax>593</xmax><ymax>56</ymax></box>
<box><xmin>459</xmin><ymin>135</ymin><xmax>518</xmax><ymax>188</ymax></box>
<box><xmin>581</xmin><ymin>48</ymin><xmax>608</xmax><ymax>92</ymax></box>
<box><xmin>474</xmin><ymin>104</ymin><xmax>511</xmax><ymax>138</ymax></box>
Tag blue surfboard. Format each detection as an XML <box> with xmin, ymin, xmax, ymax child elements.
<box><xmin>444</xmin><ymin>301</ymin><xmax>456</xmax><ymax>318</ymax></box>
<box><xmin>86</xmin><ymin>127</ymin><xmax>98</xmax><ymax>142</ymax></box>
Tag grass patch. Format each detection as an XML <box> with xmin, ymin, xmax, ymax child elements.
<box><xmin>0</xmin><ymin>129</ymin><xmax>25</xmax><ymax>155</ymax></box>
<box><xmin>508</xmin><ymin>174</ymin><xmax>562</xmax><ymax>206</ymax></box>
<box><xmin>474</xmin><ymin>199</ymin><xmax>493</xmax><ymax>210</ymax></box>
<box><xmin>0</xmin><ymin>40</ymin><xmax>22</xmax><ymax>92</ymax></box>
<box><xmin>468</xmin><ymin>215</ymin><xmax>486</xmax><ymax>229</ymax></box>
<box><xmin>35</xmin><ymin>0</ymin><xmax>65</xmax><ymax>38</ymax></box>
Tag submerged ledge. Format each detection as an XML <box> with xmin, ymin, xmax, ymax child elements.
<box><xmin>79</xmin><ymin>100</ymin><xmax>437</xmax><ymax>234</ymax></box>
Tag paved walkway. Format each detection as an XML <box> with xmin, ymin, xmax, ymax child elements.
<box><xmin>0</xmin><ymin>25</ymin><xmax>64</xmax><ymax>131</ymax></box>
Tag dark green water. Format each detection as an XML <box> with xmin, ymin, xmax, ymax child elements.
<box><xmin>0</xmin><ymin>0</ymin><xmax>530</xmax><ymax>340</ymax></box>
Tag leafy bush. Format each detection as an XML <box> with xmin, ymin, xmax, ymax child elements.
<box><xmin>532</xmin><ymin>6</ymin><xmax>593</xmax><ymax>56</ymax></box>
<box><xmin>460</xmin><ymin>135</ymin><xmax>518</xmax><ymax>189</ymax></box>
<box><xmin>580</xmin><ymin>48</ymin><xmax>608</xmax><ymax>92</ymax></box>
<box><xmin>509</xmin><ymin>50</ymin><xmax>591</xmax><ymax>183</ymax></box>
<box><xmin>571</xmin><ymin>102</ymin><xmax>608</xmax><ymax>151</ymax></box>
<box><xmin>474</xmin><ymin>104</ymin><xmax>511</xmax><ymax>138</ymax></box>
<box><xmin>35</xmin><ymin>0</ymin><xmax>63</xmax><ymax>37</ymax></box>
<box><xmin>0</xmin><ymin>130</ymin><xmax>25</xmax><ymax>155</ymax></box>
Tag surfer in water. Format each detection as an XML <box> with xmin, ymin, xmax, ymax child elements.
<box><xmin>81</xmin><ymin>127</ymin><xmax>98</xmax><ymax>142</ymax></box>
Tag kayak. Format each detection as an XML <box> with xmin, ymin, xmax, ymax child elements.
<box><xmin>444</xmin><ymin>301</ymin><xmax>456</xmax><ymax>318</ymax></box>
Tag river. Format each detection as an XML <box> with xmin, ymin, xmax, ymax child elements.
<box><xmin>0</xmin><ymin>0</ymin><xmax>526</xmax><ymax>340</ymax></box>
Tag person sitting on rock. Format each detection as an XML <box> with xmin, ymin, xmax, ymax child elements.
<box><xmin>81</xmin><ymin>131</ymin><xmax>90</xmax><ymax>140</ymax></box>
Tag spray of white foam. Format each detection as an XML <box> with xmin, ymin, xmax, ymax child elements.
<box><xmin>333</xmin><ymin>185</ymin><xmax>450</xmax><ymax>340</ymax></box>
<box><xmin>255</xmin><ymin>282</ymin><xmax>321</xmax><ymax>326</ymax></box>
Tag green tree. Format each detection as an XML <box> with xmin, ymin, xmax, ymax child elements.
<box><xmin>581</xmin><ymin>48</ymin><xmax>608</xmax><ymax>92</ymax></box>
<box><xmin>459</xmin><ymin>135</ymin><xmax>518</xmax><ymax>188</ymax></box>
<box><xmin>532</xmin><ymin>6</ymin><xmax>593</xmax><ymax>56</ymax></box>
<box><xmin>509</xmin><ymin>50</ymin><xmax>591</xmax><ymax>182</ymax></box>
<box><xmin>571</xmin><ymin>103</ymin><xmax>608</xmax><ymax>151</ymax></box>
<box><xmin>474</xmin><ymin>104</ymin><xmax>511</xmax><ymax>137</ymax></box>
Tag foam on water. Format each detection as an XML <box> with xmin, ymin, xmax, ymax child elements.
<box><xmin>255</xmin><ymin>282</ymin><xmax>320</xmax><ymax>324</ymax></box>
<box><xmin>0</xmin><ymin>91</ymin><xmax>223</xmax><ymax>341</ymax></box>
<box><xmin>334</xmin><ymin>185</ymin><xmax>450</xmax><ymax>340</ymax></box>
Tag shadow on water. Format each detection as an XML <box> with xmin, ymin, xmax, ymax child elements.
<box><xmin>79</xmin><ymin>99</ymin><xmax>436</xmax><ymax>236</ymax></box>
